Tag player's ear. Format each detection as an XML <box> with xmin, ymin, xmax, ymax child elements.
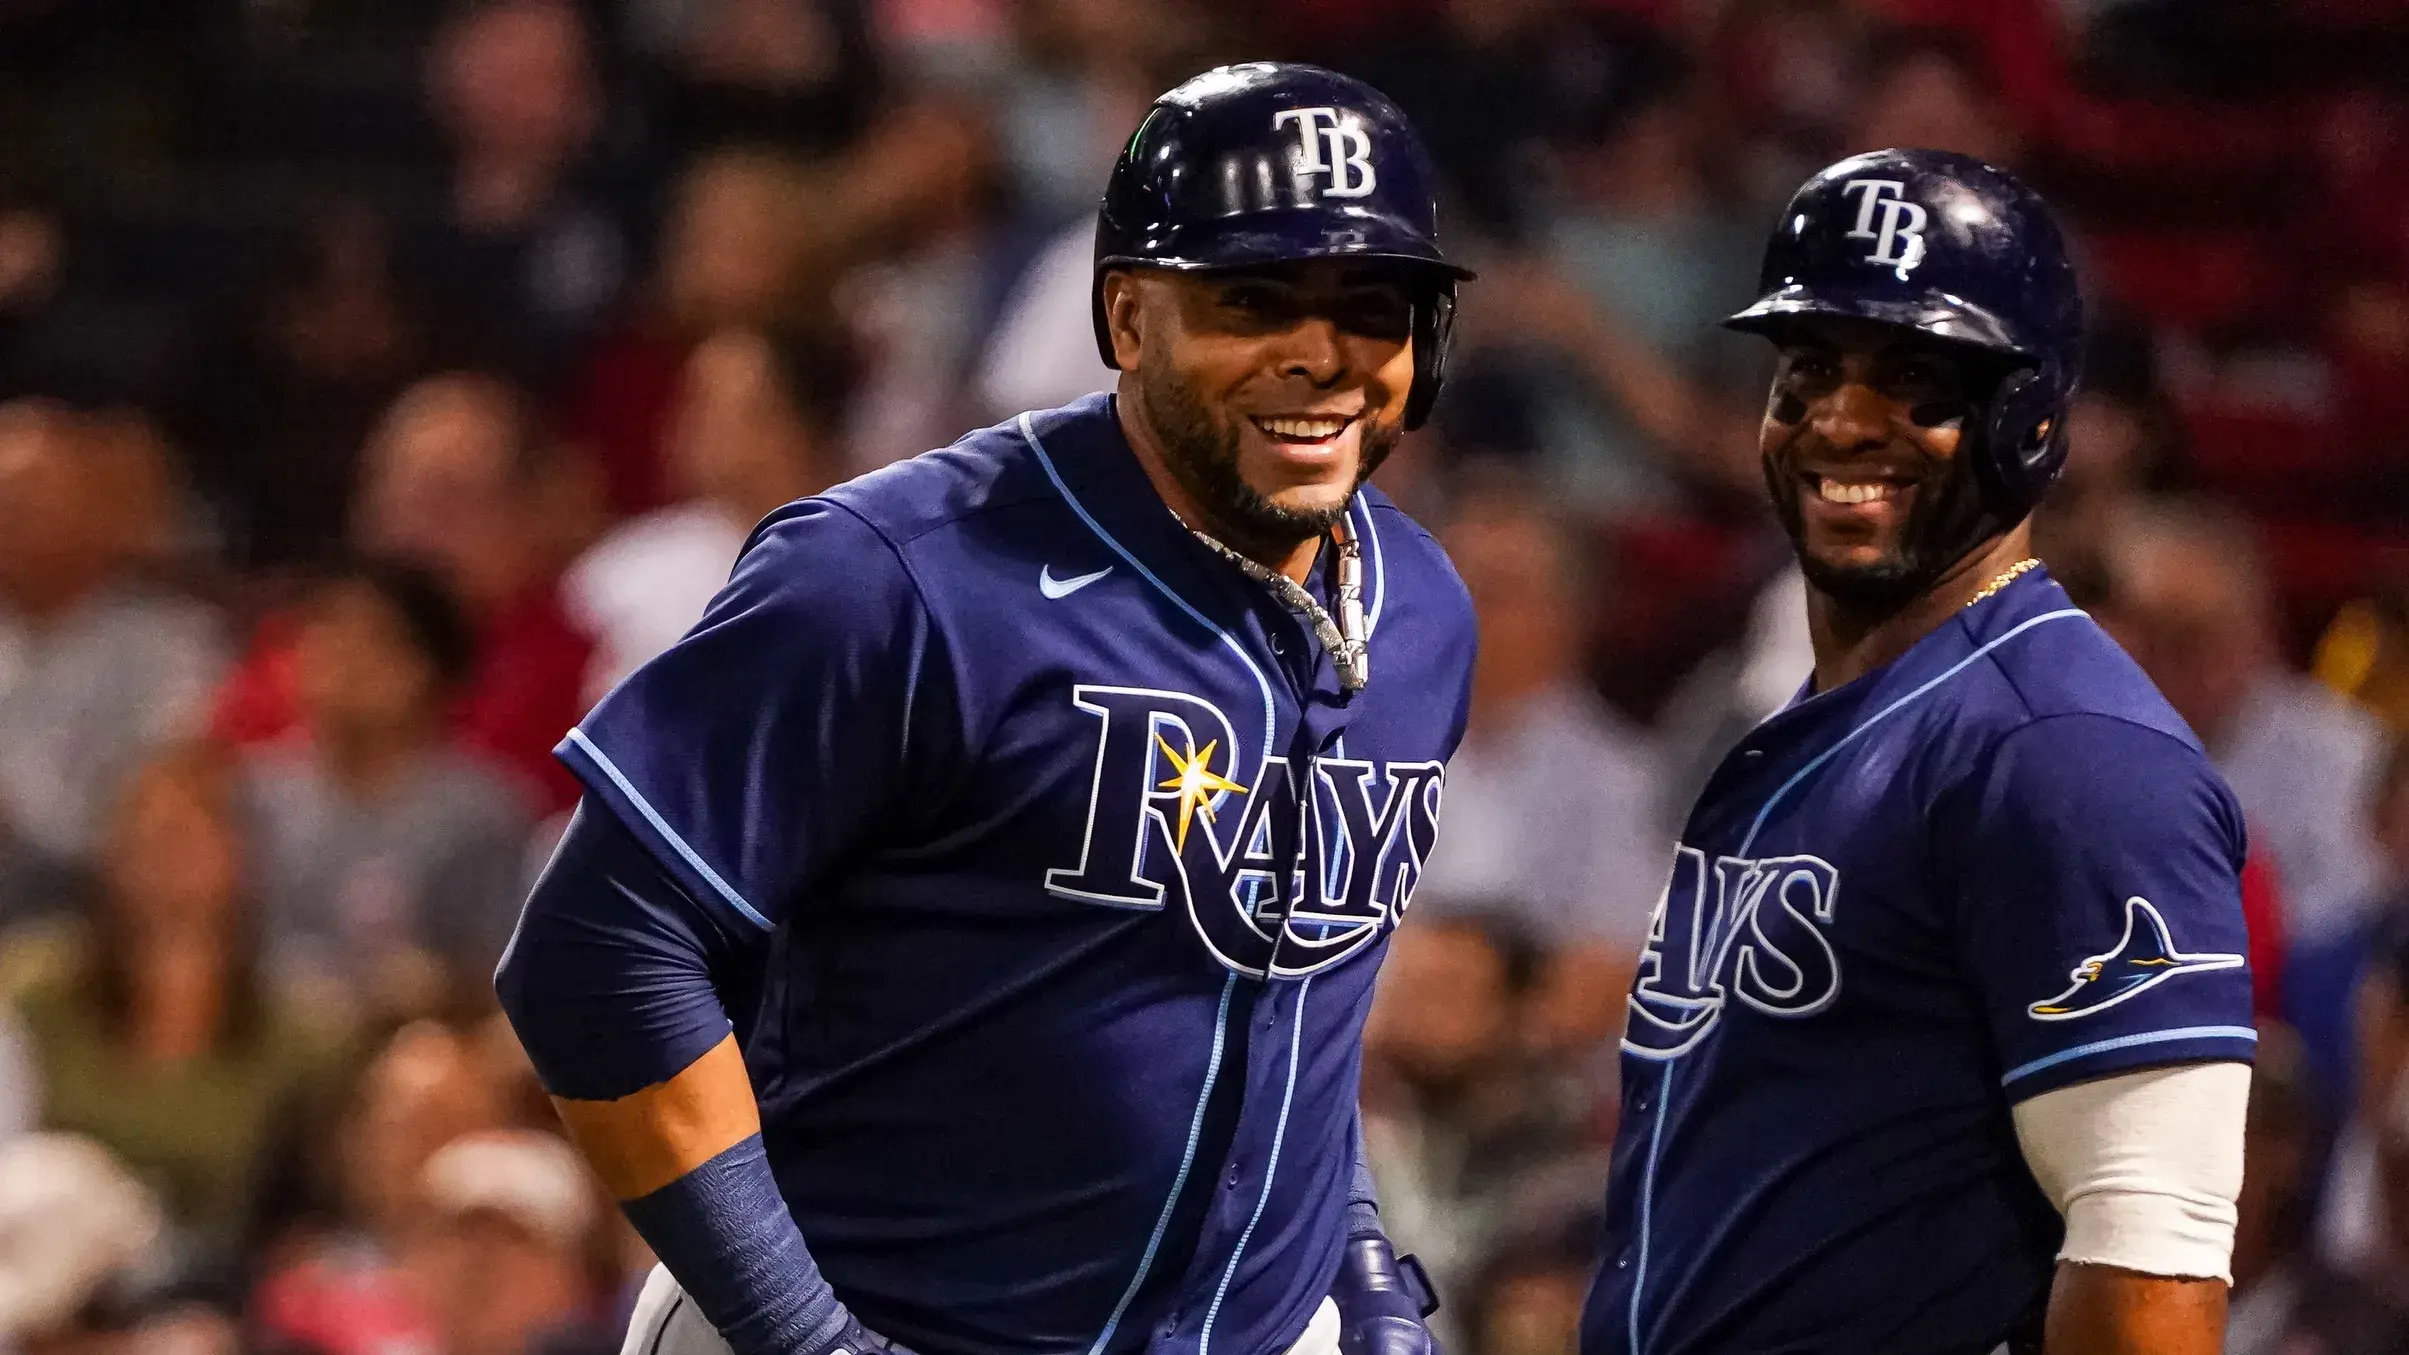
<box><xmin>1102</xmin><ymin>270</ymin><xmax>1146</xmax><ymax>371</ymax></box>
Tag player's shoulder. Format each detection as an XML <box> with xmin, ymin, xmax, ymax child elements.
<box><xmin>811</xmin><ymin>393</ymin><xmax>1113</xmax><ymax>550</ymax></box>
<box><xmin>1359</xmin><ymin>485</ymin><xmax>1475</xmax><ymax>635</ymax></box>
<box><xmin>726</xmin><ymin>394</ymin><xmax>1117</xmax><ymax>608</ymax></box>
<box><xmin>1949</xmin><ymin>580</ymin><xmax>2202</xmax><ymax>755</ymax></box>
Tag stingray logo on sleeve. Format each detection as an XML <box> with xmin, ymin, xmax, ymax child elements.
<box><xmin>2026</xmin><ymin>896</ymin><xmax>2245</xmax><ymax>1021</ymax></box>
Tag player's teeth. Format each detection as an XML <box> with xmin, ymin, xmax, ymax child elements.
<box><xmin>1817</xmin><ymin>479</ymin><xmax>1897</xmax><ymax>505</ymax></box>
<box><xmin>1261</xmin><ymin>417</ymin><xmax>1348</xmax><ymax>439</ymax></box>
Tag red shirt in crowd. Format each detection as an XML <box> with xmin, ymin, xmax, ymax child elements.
<box><xmin>210</xmin><ymin>581</ymin><xmax>594</xmax><ymax>817</ymax></box>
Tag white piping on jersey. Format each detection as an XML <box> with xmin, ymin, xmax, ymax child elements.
<box><xmin>563</xmin><ymin>729</ymin><xmax>775</xmax><ymax>931</ymax></box>
<box><xmin>1736</xmin><ymin>609</ymin><xmax>2087</xmax><ymax>855</ymax></box>
<box><xmin>2002</xmin><ymin>1024</ymin><xmax>2258</xmax><ymax>1088</ymax></box>
<box><xmin>1346</xmin><ymin>495</ymin><xmax>1388</xmax><ymax>635</ymax></box>
<box><xmin>1626</xmin><ymin>605</ymin><xmax>2086</xmax><ymax>1355</ymax></box>
<box><xmin>1019</xmin><ymin>412</ymin><xmax>1279</xmax><ymax>779</ymax></box>
<box><xmin>1199</xmin><ymin>976</ymin><xmax>1313</xmax><ymax>1355</ymax></box>
<box><xmin>1629</xmin><ymin>1059</ymin><xmax>1673</xmax><ymax>1355</ymax></box>
<box><xmin>1088</xmin><ymin>973</ymin><xmax>1240</xmax><ymax>1355</ymax></box>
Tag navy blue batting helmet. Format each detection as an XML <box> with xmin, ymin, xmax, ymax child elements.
<box><xmin>1092</xmin><ymin>63</ymin><xmax>1475</xmax><ymax>430</ymax></box>
<box><xmin>1724</xmin><ymin>148</ymin><xmax>2085</xmax><ymax>514</ymax></box>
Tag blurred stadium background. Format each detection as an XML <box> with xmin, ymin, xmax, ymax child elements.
<box><xmin>2</xmin><ymin>1</ymin><xmax>2409</xmax><ymax>1353</ymax></box>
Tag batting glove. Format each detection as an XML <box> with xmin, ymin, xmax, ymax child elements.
<box><xmin>1330</xmin><ymin>1232</ymin><xmax>1442</xmax><ymax>1355</ymax></box>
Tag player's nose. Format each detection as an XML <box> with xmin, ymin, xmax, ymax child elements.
<box><xmin>1272</xmin><ymin>315</ymin><xmax>1347</xmax><ymax>387</ymax></box>
<box><xmin>1809</xmin><ymin>381</ymin><xmax>1890</xmax><ymax>453</ymax></box>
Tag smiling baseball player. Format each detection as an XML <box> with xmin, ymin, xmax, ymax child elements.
<box><xmin>1583</xmin><ymin>150</ymin><xmax>2256</xmax><ymax>1355</ymax></box>
<box><xmin>496</xmin><ymin>64</ymin><xmax>1473</xmax><ymax>1355</ymax></box>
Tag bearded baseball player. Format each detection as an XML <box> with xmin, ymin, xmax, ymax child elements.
<box><xmin>1583</xmin><ymin>150</ymin><xmax>2255</xmax><ymax>1355</ymax></box>
<box><xmin>496</xmin><ymin>64</ymin><xmax>1472</xmax><ymax>1355</ymax></box>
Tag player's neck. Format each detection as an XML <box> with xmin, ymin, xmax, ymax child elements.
<box><xmin>1804</xmin><ymin>527</ymin><xmax>2035</xmax><ymax>694</ymax></box>
<box><xmin>1115</xmin><ymin>384</ymin><xmax>1322</xmax><ymax>583</ymax></box>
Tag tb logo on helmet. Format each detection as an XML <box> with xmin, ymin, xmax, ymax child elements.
<box><xmin>1841</xmin><ymin>179</ymin><xmax>1928</xmax><ymax>270</ymax></box>
<box><xmin>1275</xmin><ymin>107</ymin><xmax>1378</xmax><ymax>199</ymax></box>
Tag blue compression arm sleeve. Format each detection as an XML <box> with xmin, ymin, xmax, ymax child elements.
<box><xmin>496</xmin><ymin>803</ymin><xmax>848</xmax><ymax>1355</ymax></box>
<box><xmin>622</xmin><ymin>1135</ymin><xmax>852</xmax><ymax>1355</ymax></box>
<box><xmin>1349</xmin><ymin>1115</ymin><xmax>1382</xmax><ymax>1239</ymax></box>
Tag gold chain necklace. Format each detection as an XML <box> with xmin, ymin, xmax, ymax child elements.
<box><xmin>1966</xmin><ymin>556</ymin><xmax>2043</xmax><ymax>609</ymax></box>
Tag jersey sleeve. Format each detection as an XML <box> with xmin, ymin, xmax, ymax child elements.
<box><xmin>1945</xmin><ymin>713</ymin><xmax>2257</xmax><ymax>1102</ymax></box>
<box><xmin>556</xmin><ymin>500</ymin><xmax>956</xmax><ymax>935</ymax></box>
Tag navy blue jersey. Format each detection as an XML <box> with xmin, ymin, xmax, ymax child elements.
<box><xmin>560</xmin><ymin>394</ymin><xmax>1476</xmax><ymax>1355</ymax></box>
<box><xmin>1584</xmin><ymin>568</ymin><xmax>2255</xmax><ymax>1355</ymax></box>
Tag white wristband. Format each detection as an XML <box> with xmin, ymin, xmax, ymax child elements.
<box><xmin>2009</xmin><ymin>1060</ymin><xmax>2249</xmax><ymax>1283</ymax></box>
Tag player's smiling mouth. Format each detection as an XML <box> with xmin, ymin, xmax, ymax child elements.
<box><xmin>1251</xmin><ymin>413</ymin><xmax>1356</xmax><ymax>446</ymax></box>
<box><xmin>1801</xmin><ymin>470</ymin><xmax>1916</xmax><ymax>506</ymax></box>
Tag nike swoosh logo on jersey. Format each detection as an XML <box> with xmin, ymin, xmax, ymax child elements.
<box><xmin>1039</xmin><ymin>564</ymin><xmax>1114</xmax><ymax>599</ymax></box>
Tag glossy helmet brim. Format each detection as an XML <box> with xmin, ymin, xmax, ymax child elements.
<box><xmin>1720</xmin><ymin>283</ymin><xmax>2034</xmax><ymax>361</ymax></box>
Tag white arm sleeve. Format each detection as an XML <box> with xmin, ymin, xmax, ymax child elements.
<box><xmin>2009</xmin><ymin>1060</ymin><xmax>2250</xmax><ymax>1284</ymax></box>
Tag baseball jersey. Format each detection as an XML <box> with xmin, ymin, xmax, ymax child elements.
<box><xmin>1584</xmin><ymin>566</ymin><xmax>2255</xmax><ymax>1355</ymax></box>
<box><xmin>560</xmin><ymin>394</ymin><xmax>1476</xmax><ymax>1355</ymax></box>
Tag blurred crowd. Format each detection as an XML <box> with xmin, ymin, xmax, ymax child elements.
<box><xmin>5</xmin><ymin>1</ymin><xmax>2409</xmax><ymax>1354</ymax></box>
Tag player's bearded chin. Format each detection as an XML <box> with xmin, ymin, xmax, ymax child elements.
<box><xmin>1763</xmin><ymin>394</ymin><xmax>2002</xmax><ymax>618</ymax></box>
<box><xmin>1138</xmin><ymin>353</ymin><xmax>1396</xmax><ymax>548</ymax></box>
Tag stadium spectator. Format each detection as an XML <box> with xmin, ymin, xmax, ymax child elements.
<box><xmin>1847</xmin><ymin>27</ymin><xmax>2029</xmax><ymax>170</ymax></box>
<box><xmin>971</xmin><ymin>218</ymin><xmax>1115</xmax><ymax>423</ymax></box>
<box><xmin>2309</xmin><ymin>920</ymin><xmax>2409</xmax><ymax>1346</ymax></box>
<box><xmin>0</xmin><ymin>399</ymin><xmax>226</xmax><ymax>917</ymax></box>
<box><xmin>649</xmin><ymin>0</ymin><xmax>885</xmax><ymax>159</ymax></box>
<box><xmin>1363</xmin><ymin>914</ymin><xmax>1596</xmax><ymax>1354</ymax></box>
<box><xmin>350</xmin><ymin>374</ymin><xmax>596</xmax><ymax>814</ymax></box>
<box><xmin>838</xmin><ymin>95</ymin><xmax>1001</xmax><ymax>473</ymax></box>
<box><xmin>564</xmin><ymin>325</ymin><xmax>849</xmax><ymax>703</ymax></box>
<box><xmin>2102</xmin><ymin>502</ymin><xmax>2390</xmax><ymax>947</ymax></box>
<box><xmin>1421</xmin><ymin>486</ymin><xmax>1664</xmax><ymax>1054</ymax></box>
<box><xmin>1537</xmin><ymin>30</ymin><xmax>1758</xmax><ymax>500</ymax></box>
<box><xmin>0</xmin><ymin>1134</ymin><xmax>177</xmax><ymax>1353</ymax></box>
<box><xmin>406</xmin><ymin>1131</ymin><xmax>614</xmax><ymax>1355</ymax></box>
<box><xmin>184</xmin><ymin>204</ymin><xmax>428</xmax><ymax>572</ymax></box>
<box><xmin>253</xmin><ymin>1021</ymin><xmax>509</xmax><ymax>1355</ymax></box>
<box><xmin>243</xmin><ymin>560</ymin><xmax>536</xmax><ymax>1017</ymax></box>
<box><xmin>411</xmin><ymin>0</ymin><xmax>625</xmax><ymax>386</ymax></box>
<box><xmin>2286</xmin><ymin>740</ymin><xmax>2409</xmax><ymax>1125</ymax></box>
<box><xmin>0</xmin><ymin>750</ymin><xmax>352</xmax><ymax>1254</ymax></box>
<box><xmin>2224</xmin><ymin>1025</ymin><xmax>2394</xmax><ymax>1355</ymax></box>
<box><xmin>993</xmin><ymin>0</ymin><xmax>1223</xmax><ymax>228</ymax></box>
<box><xmin>1469</xmin><ymin>1209</ymin><xmax>1606</xmax><ymax>1355</ymax></box>
<box><xmin>565</xmin><ymin>148</ymin><xmax>827</xmax><ymax>517</ymax></box>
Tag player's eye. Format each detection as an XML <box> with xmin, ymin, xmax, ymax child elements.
<box><xmin>1217</xmin><ymin>283</ymin><xmax>1296</xmax><ymax>324</ymax></box>
<box><xmin>1335</xmin><ymin>290</ymin><xmax>1412</xmax><ymax>341</ymax></box>
<box><xmin>1885</xmin><ymin>356</ymin><xmax>1962</xmax><ymax>399</ymax></box>
<box><xmin>1781</xmin><ymin>350</ymin><xmax>1840</xmax><ymax>388</ymax></box>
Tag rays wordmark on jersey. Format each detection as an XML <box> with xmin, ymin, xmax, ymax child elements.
<box><xmin>1623</xmin><ymin>845</ymin><xmax>1845</xmax><ymax>1058</ymax></box>
<box><xmin>1045</xmin><ymin>684</ymin><xmax>1443</xmax><ymax>978</ymax></box>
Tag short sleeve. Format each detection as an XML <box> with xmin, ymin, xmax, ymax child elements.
<box><xmin>557</xmin><ymin>500</ymin><xmax>954</xmax><ymax>934</ymax></box>
<box><xmin>1946</xmin><ymin>714</ymin><xmax>2257</xmax><ymax>1101</ymax></box>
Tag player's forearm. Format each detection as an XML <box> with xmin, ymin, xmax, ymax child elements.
<box><xmin>501</xmin><ymin>807</ymin><xmax>864</xmax><ymax>1355</ymax></box>
<box><xmin>2042</xmin><ymin>1263</ymin><xmax>2225</xmax><ymax>1355</ymax></box>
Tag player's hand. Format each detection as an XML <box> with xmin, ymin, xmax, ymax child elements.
<box><xmin>1330</xmin><ymin>1233</ymin><xmax>1442</xmax><ymax>1355</ymax></box>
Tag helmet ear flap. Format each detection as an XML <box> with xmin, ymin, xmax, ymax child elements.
<box><xmin>1976</xmin><ymin>365</ymin><xmax>2069</xmax><ymax>515</ymax></box>
<box><xmin>1092</xmin><ymin>269</ymin><xmax>1123</xmax><ymax>372</ymax></box>
<box><xmin>1404</xmin><ymin>285</ymin><xmax>1456</xmax><ymax>431</ymax></box>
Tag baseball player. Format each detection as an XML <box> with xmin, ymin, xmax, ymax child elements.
<box><xmin>1583</xmin><ymin>150</ymin><xmax>2255</xmax><ymax>1355</ymax></box>
<box><xmin>496</xmin><ymin>65</ymin><xmax>1473</xmax><ymax>1355</ymax></box>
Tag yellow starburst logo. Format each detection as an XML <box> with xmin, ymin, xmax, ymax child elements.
<box><xmin>1155</xmin><ymin>733</ymin><xmax>1249</xmax><ymax>854</ymax></box>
